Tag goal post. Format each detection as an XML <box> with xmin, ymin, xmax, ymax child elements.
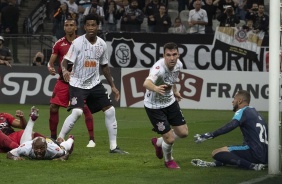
<box><xmin>268</xmin><ymin>0</ymin><xmax>281</xmax><ymax>175</ymax></box>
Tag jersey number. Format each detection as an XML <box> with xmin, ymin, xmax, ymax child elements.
<box><xmin>256</xmin><ymin>123</ymin><xmax>268</xmax><ymax>145</ymax></box>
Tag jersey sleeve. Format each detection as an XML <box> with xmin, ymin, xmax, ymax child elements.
<box><xmin>146</xmin><ymin>64</ymin><xmax>161</xmax><ymax>83</ymax></box>
<box><xmin>64</xmin><ymin>42</ymin><xmax>77</xmax><ymax>64</ymax></box>
<box><xmin>9</xmin><ymin>141</ymin><xmax>32</xmax><ymax>157</ymax></box>
<box><xmin>52</xmin><ymin>41</ymin><xmax>60</xmax><ymax>55</ymax></box>
<box><xmin>100</xmin><ymin>40</ymin><xmax>109</xmax><ymax>65</ymax></box>
<box><xmin>211</xmin><ymin>119</ymin><xmax>240</xmax><ymax>137</ymax></box>
<box><xmin>3</xmin><ymin>113</ymin><xmax>15</xmax><ymax>126</ymax></box>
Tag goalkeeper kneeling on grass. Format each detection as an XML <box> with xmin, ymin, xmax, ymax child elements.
<box><xmin>192</xmin><ymin>90</ymin><xmax>268</xmax><ymax>171</ymax></box>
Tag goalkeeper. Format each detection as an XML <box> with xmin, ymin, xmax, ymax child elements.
<box><xmin>192</xmin><ymin>90</ymin><xmax>268</xmax><ymax>171</ymax></box>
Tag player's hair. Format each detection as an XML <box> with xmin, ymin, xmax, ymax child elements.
<box><xmin>83</xmin><ymin>13</ymin><xmax>100</xmax><ymax>25</ymax></box>
<box><xmin>237</xmin><ymin>90</ymin><xmax>251</xmax><ymax>104</ymax></box>
<box><xmin>163</xmin><ymin>42</ymin><xmax>178</xmax><ymax>52</ymax></box>
<box><xmin>32</xmin><ymin>137</ymin><xmax>47</xmax><ymax>148</ymax></box>
<box><xmin>65</xmin><ymin>18</ymin><xmax>76</xmax><ymax>24</ymax></box>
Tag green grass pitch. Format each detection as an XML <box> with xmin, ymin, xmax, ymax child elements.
<box><xmin>0</xmin><ymin>104</ymin><xmax>281</xmax><ymax>184</ymax></box>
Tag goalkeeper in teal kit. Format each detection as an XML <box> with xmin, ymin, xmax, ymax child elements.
<box><xmin>192</xmin><ymin>90</ymin><xmax>268</xmax><ymax>171</ymax></box>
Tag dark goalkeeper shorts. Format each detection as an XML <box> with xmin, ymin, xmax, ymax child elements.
<box><xmin>145</xmin><ymin>101</ymin><xmax>186</xmax><ymax>135</ymax></box>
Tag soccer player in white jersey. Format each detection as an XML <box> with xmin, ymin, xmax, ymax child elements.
<box><xmin>7</xmin><ymin>107</ymin><xmax>74</xmax><ymax>160</ymax></box>
<box><xmin>57</xmin><ymin>13</ymin><xmax>127</xmax><ymax>154</ymax></box>
<box><xmin>143</xmin><ymin>42</ymin><xmax>189</xmax><ymax>169</ymax></box>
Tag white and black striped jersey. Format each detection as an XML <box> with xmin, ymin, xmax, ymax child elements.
<box><xmin>144</xmin><ymin>58</ymin><xmax>183</xmax><ymax>109</ymax></box>
<box><xmin>64</xmin><ymin>35</ymin><xmax>108</xmax><ymax>89</ymax></box>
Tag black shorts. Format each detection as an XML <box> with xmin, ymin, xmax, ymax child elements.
<box><xmin>144</xmin><ymin>101</ymin><xmax>186</xmax><ymax>134</ymax></box>
<box><xmin>68</xmin><ymin>83</ymin><xmax>112</xmax><ymax>113</ymax></box>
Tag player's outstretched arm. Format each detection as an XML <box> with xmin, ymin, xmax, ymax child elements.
<box><xmin>53</xmin><ymin>152</ymin><xmax>70</xmax><ymax>161</ymax></box>
<box><xmin>194</xmin><ymin>133</ymin><xmax>214</xmax><ymax>144</ymax></box>
<box><xmin>6</xmin><ymin>151</ymin><xmax>25</xmax><ymax>160</ymax></box>
<box><xmin>143</xmin><ymin>79</ymin><xmax>167</xmax><ymax>96</ymax></box>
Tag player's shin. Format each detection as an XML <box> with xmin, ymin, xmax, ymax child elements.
<box><xmin>104</xmin><ymin>106</ymin><xmax>117</xmax><ymax>150</ymax></box>
<box><xmin>58</xmin><ymin>108</ymin><xmax>83</xmax><ymax>139</ymax></box>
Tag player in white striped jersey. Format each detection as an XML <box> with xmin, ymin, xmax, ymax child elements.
<box><xmin>7</xmin><ymin>107</ymin><xmax>74</xmax><ymax>160</ymax></box>
<box><xmin>144</xmin><ymin>42</ymin><xmax>189</xmax><ymax>169</ymax></box>
<box><xmin>57</xmin><ymin>13</ymin><xmax>127</xmax><ymax>154</ymax></box>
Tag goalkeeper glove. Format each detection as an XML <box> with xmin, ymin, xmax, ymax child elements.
<box><xmin>194</xmin><ymin>133</ymin><xmax>214</xmax><ymax>144</ymax></box>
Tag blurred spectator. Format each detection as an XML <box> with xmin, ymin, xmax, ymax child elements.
<box><xmin>53</xmin><ymin>2</ymin><xmax>72</xmax><ymax>39</ymax></box>
<box><xmin>202</xmin><ymin>0</ymin><xmax>216</xmax><ymax>33</ymax></box>
<box><xmin>245</xmin><ymin>0</ymin><xmax>263</xmax><ymax>10</ymax></box>
<box><xmin>104</xmin><ymin>0</ymin><xmax>121</xmax><ymax>32</ymax></box>
<box><xmin>235</xmin><ymin>0</ymin><xmax>247</xmax><ymax>20</ymax></box>
<box><xmin>32</xmin><ymin>52</ymin><xmax>45</xmax><ymax>66</ymax></box>
<box><xmin>188</xmin><ymin>0</ymin><xmax>205</xmax><ymax>10</ymax></box>
<box><xmin>151</xmin><ymin>3</ymin><xmax>171</xmax><ymax>33</ymax></box>
<box><xmin>188</xmin><ymin>0</ymin><xmax>208</xmax><ymax>34</ymax></box>
<box><xmin>0</xmin><ymin>0</ymin><xmax>9</xmax><ymax>33</ymax></box>
<box><xmin>217</xmin><ymin>6</ymin><xmax>239</xmax><ymax>27</ymax></box>
<box><xmin>84</xmin><ymin>0</ymin><xmax>105</xmax><ymax>31</ymax></box>
<box><xmin>1</xmin><ymin>0</ymin><xmax>19</xmax><ymax>63</ymax></box>
<box><xmin>169</xmin><ymin>17</ymin><xmax>186</xmax><ymax>34</ymax></box>
<box><xmin>178</xmin><ymin>0</ymin><xmax>188</xmax><ymax>12</ymax></box>
<box><xmin>213</xmin><ymin>0</ymin><xmax>237</xmax><ymax>14</ymax></box>
<box><xmin>242</xmin><ymin>19</ymin><xmax>254</xmax><ymax>31</ymax></box>
<box><xmin>145</xmin><ymin>0</ymin><xmax>160</xmax><ymax>33</ymax></box>
<box><xmin>245</xmin><ymin>2</ymin><xmax>258</xmax><ymax>20</ymax></box>
<box><xmin>116</xmin><ymin>0</ymin><xmax>130</xmax><ymax>31</ymax></box>
<box><xmin>67</xmin><ymin>0</ymin><xmax>79</xmax><ymax>20</ymax></box>
<box><xmin>245</xmin><ymin>4</ymin><xmax>268</xmax><ymax>34</ymax></box>
<box><xmin>77</xmin><ymin>0</ymin><xmax>92</xmax><ymax>35</ymax></box>
<box><xmin>0</xmin><ymin>35</ymin><xmax>11</xmax><ymax>67</ymax></box>
<box><xmin>120</xmin><ymin>0</ymin><xmax>144</xmax><ymax>32</ymax></box>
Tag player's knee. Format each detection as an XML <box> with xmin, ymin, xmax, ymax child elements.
<box><xmin>50</xmin><ymin>104</ymin><xmax>59</xmax><ymax>112</ymax></box>
<box><xmin>212</xmin><ymin>147</ymin><xmax>226</xmax><ymax>157</ymax></box>
<box><xmin>102</xmin><ymin>105</ymin><xmax>114</xmax><ymax>113</ymax></box>
<box><xmin>72</xmin><ymin>108</ymin><xmax>83</xmax><ymax>118</ymax></box>
<box><xmin>104</xmin><ymin>106</ymin><xmax>115</xmax><ymax>117</ymax></box>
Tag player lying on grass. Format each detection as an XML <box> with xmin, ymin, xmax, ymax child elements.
<box><xmin>0</xmin><ymin>108</ymin><xmax>45</xmax><ymax>152</ymax></box>
<box><xmin>7</xmin><ymin>107</ymin><xmax>74</xmax><ymax>161</ymax></box>
<box><xmin>191</xmin><ymin>90</ymin><xmax>268</xmax><ymax>171</ymax></box>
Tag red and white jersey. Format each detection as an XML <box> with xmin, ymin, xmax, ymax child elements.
<box><xmin>9</xmin><ymin>138</ymin><xmax>66</xmax><ymax>160</ymax></box>
<box><xmin>0</xmin><ymin>113</ymin><xmax>15</xmax><ymax>135</ymax></box>
<box><xmin>64</xmin><ymin>35</ymin><xmax>108</xmax><ymax>89</ymax></box>
<box><xmin>144</xmin><ymin>58</ymin><xmax>183</xmax><ymax>109</ymax></box>
<box><xmin>52</xmin><ymin>36</ymin><xmax>75</xmax><ymax>72</ymax></box>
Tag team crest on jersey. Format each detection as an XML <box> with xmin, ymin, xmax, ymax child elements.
<box><xmin>110</xmin><ymin>37</ymin><xmax>137</xmax><ymax>67</ymax></box>
<box><xmin>155</xmin><ymin>66</ymin><xmax>160</xmax><ymax>69</ymax></box>
<box><xmin>70</xmin><ymin>97</ymin><xmax>78</xmax><ymax>105</ymax></box>
<box><xmin>156</xmin><ymin>122</ymin><xmax>165</xmax><ymax>132</ymax></box>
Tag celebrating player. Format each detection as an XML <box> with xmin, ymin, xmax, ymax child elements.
<box><xmin>143</xmin><ymin>42</ymin><xmax>189</xmax><ymax>169</ymax></box>
<box><xmin>192</xmin><ymin>90</ymin><xmax>268</xmax><ymax>170</ymax></box>
<box><xmin>47</xmin><ymin>18</ymin><xmax>95</xmax><ymax>147</ymax></box>
<box><xmin>57</xmin><ymin>13</ymin><xmax>127</xmax><ymax>154</ymax></box>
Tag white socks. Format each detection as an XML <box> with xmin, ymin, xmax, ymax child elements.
<box><xmin>58</xmin><ymin>108</ymin><xmax>83</xmax><ymax>139</ymax></box>
<box><xmin>104</xmin><ymin>106</ymin><xmax>117</xmax><ymax>150</ymax></box>
<box><xmin>159</xmin><ymin>130</ymin><xmax>180</xmax><ymax>162</ymax></box>
<box><xmin>20</xmin><ymin>118</ymin><xmax>35</xmax><ymax>144</ymax></box>
<box><xmin>60</xmin><ymin>137</ymin><xmax>74</xmax><ymax>151</ymax></box>
<box><xmin>162</xmin><ymin>141</ymin><xmax>173</xmax><ymax>162</ymax></box>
